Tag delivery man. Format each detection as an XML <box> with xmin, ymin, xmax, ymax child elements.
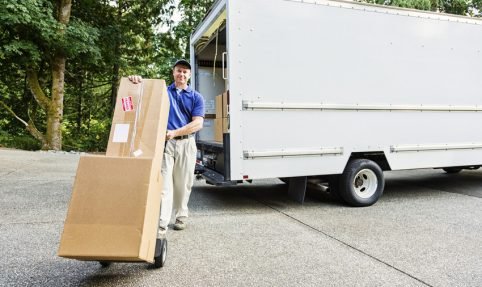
<box><xmin>129</xmin><ymin>59</ymin><xmax>205</xmax><ymax>236</ymax></box>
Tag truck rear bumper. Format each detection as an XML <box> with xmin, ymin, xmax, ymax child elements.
<box><xmin>198</xmin><ymin>165</ymin><xmax>237</xmax><ymax>186</ymax></box>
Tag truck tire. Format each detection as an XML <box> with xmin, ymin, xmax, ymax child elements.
<box><xmin>339</xmin><ymin>159</ymin><xmax>384</xmax><ymax>207</ymax></box>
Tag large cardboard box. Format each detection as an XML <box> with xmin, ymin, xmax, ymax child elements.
<box><xmin>214</xmin><ymin>91</ymin><xmax>229</xmax><ymax>143</ymax></box>
<box><xmin>58</xmin><ymin>78</ymin><xmax>169</xmax><ymax>263</ymax></box>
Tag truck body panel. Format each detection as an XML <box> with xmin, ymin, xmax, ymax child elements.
<box><xmin>191</xmin><ymin>0</ymin><xmax>482</xmax><ymax>181</ymax></box>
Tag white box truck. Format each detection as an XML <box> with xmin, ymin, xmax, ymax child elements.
<box><xmin>190</xmin><ymin>0</ymin><xmax>482</xmax><ymax>206</ymax></box>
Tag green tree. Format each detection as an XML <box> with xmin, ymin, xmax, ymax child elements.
<box><xmin>0</xmin><ymin>0</ymin><xmax>99</xmax><ymax>150</ymax></box>
<box><xmin>442</xmin><ymin>0</ymin><xmax>469</xmax><ymax>14</ymax></box>
<box><xmin>0</xmin><ymin>0</ymin><xmax>219</xmax><ymax>151</ymax></box>
<box><xmin>360</xmin><ymin>0</ymin><xmax>475</xmax><ymax>14</ymax></box>
<box><xmin>174</xmin><ymin>0</ymin><xmax>215</xmax><ymax>59</ymax></box>
<box><xmin>61</xmin><ymin>0</ymin><xmax>177</xmax><ymax>151</ymax></box>
<box><xmin>390</xmin><ymin>0</ymin><xmax>432</xmax><ymax>10</ymax></box>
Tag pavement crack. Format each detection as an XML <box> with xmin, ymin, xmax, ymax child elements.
<box><xmin>0</xmin><ymin>161</ymin><xmax>40</xmax><ymax>182</ymax></box>
<box><xmin>397</xmin><ymin>181</ymin><xmax>482</xmax><ymax>199</ymax></box>
<box><xmin>0</xmin><ymin>220</ymin><xmax>64</xmax><ymax>226</ymax></box>
<box><xmin>253</xmin><ymin>198</ymin><xmax>434</xmax><ymax>287</ymax></box>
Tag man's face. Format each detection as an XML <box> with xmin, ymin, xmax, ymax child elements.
<box><xmin>173</xmin><ymin>65</ymin><xmax>191</xmax><ymax>86</ymax></box>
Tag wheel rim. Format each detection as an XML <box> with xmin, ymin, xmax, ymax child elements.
<box><xmin>352</xmin><ymin>169</ymin><xmax>378</xmax><ymax>199</ymax></box>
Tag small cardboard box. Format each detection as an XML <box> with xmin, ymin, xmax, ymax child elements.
<box><xmin>58</xmin><ymin>78</ymin><xmax>169</xmax><ymax>263</ymax></box>
<box><xmin>222</xmin><ymin>91</ymin><xmax>229</xmax><ymax>118</ymax></box>
<box><xmin>215</xmin><ymin>94</ymin><xmax>222</xmax><ymax>119</ymax></box>
<box><xmin>214</xmin><ymin>118</ymin><xmax>229</xmax><ymax>143</ymax></box>
<box><xmin>215</xmin><ymin>92</ymin><xmax>229</xmax><ymax>119</ymax></box>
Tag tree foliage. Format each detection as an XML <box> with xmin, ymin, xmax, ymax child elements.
<box><xmin>363</xmin><ymin>0</ymin><xmax>479</xmax><ymax>14</ymax></box>
<box><xmin>0</xmin><ymin>0</ymin><xmax>214</xmax><ymax>151</ymax></box>
<box><xmin>174</xmin><ymin>0</ymin><xmax>215</xmax><ymax>57</ymax></box>
<box><xmin>0</xmin><ymin>0</ymin><xmax>99</xmax><ymax>150</ymax></box>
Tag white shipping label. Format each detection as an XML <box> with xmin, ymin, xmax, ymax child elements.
<box><xmin>112</xmin><ymin>124</ymin><xmax>130</xmax><ymax>143</ymax></box>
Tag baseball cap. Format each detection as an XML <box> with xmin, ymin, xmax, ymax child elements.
<box><xmin>173</xmin><ymin>59</ymin><xmax>191</xmax><ymax>70</ymax></box>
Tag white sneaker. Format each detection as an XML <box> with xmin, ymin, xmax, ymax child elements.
<box><xmin>173</xmin><ymin>218</ymin><xmax>187</xmax><ymax>230</ymax></box>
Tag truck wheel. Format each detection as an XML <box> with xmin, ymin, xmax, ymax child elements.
<box><xmin>339</xmin><ymin>159</ymin><xmax>384</xmax><ymax>207</ymax></box>
<box><xmin>443</xmin><ymin>167</ymin><xmax>462</xmax><ymax>174</ymax></box>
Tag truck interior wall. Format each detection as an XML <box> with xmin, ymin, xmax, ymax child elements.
<box><xmin>194</xmin><ymin>29</ymin><xmax>227</xmax><ymax>142</ymax></box>
<box><xmin>192</xmin><ymin>25</ymin><xmax>229</xmax><ymax>181</ymax></box>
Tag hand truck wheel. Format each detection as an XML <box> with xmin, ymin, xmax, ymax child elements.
<box><xmin>153</xmin><ymin>238</ymin><xmax>167</xmax><ymax>268</ymax></box>
<box><xmin>99</xmin><ymin>261</ymin><xmax>111</xmax><ymax>268</ymax></box>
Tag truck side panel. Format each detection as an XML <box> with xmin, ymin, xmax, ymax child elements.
<box><xmin>227</xmin><ymin>0</ymin><xmax>482</xmax><ymax>180</ymax></box>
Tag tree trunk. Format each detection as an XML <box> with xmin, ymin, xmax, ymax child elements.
<box><xmin>46</xmin><ymin>0</ymin><xmax>71</xmax><ymax>150</ymax></box>
<box><xmin>48</xmin><ymin>56</ymin><xmax>66</xmax><ymax>150</ymax></box>
<box><xmin>0</xmin><ymin>99</ymin><xmax>47</xmax><ymax>148</ymax></box>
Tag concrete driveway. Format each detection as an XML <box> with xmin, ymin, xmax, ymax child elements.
<box><xmin>0</xmin><ymin>148</ymin><xmax>481</xmax><ymax>286</ymax></box>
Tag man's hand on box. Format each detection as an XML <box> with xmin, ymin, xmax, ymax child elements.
<box><xmin>128</xmin><ymin>75</ymin><xmax>143</xmax><ymax>84</ymax></box>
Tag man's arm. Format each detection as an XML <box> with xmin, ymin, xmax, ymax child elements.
<box><xmin>166</xmin><ymin>116</ymin><xmax>204</xmax><ymax>140</ymax></box>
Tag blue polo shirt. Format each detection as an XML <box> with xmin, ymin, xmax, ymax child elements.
<box><xmin>167</xmin><ymin>83</ymin><xmax>205</xmax><ymax>130</ymax></box>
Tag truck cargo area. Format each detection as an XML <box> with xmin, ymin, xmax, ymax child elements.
<box><xmin>192</xmin><ymin>17</ymin><xmax>232</xmax><ymax>185</ymax></box>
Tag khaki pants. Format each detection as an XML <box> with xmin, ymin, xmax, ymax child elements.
<box><xmin>159</xmin><ymin>137</ymin><xmax>197</xmax><ymax>229</ymax></box>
